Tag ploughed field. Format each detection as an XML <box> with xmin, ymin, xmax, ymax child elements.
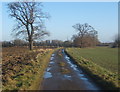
<box><xmin>66</xmin><ymin>47</ymin><xmax>119</xmax><ymax>89</ymax></box>
<box><xmin>2</xmin><ymin>47</ymin><xmax>54</xmax><ymax>90</ymax></box>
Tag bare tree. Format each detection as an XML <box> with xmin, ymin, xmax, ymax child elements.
<box><xmin>72</xmin><ymin>23</ymin><xmax>98</xmax><ymax>48</ymax></box>
<box><xmin>8</xmin><ymin>2</ymin><xmax>49</xmax><ymax>50</ymax></box>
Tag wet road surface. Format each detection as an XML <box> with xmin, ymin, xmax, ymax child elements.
<box><xmin>40</xmin><ymin>49</ymin><xmax>101</xmax><ymax>90</ymax></box>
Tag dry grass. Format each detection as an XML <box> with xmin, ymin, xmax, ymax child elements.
<box><xmin>2</xmin><ymin>47</ymin><xmax>54</xmax><ymax>90</ymax></box>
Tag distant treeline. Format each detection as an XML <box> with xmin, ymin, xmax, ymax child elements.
<box><xmin>1</xmin><ymin>38</ymin><xmax>119</xmax><ymax>48</ymax></box>
<box><xmin>1</xmin><ymin>39</ymin><xmax>73</xmax><ymax>47</ymax></box>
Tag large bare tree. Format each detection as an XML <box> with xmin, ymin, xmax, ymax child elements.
<box><xmin>8</xmin><ymin>2</ymin><xmax>49</xmax><ymax>50</ymax></box>
<box><xmin>72</xmin><ymin>23</ymin><xmax>98</xmax><ymax>48</ymax></box>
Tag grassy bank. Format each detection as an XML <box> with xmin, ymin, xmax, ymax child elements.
<box><xmin>2</xmin><ymin>47</ymin><xmax>55</xmax><ymax>91</ymax></box>
<box><xmin>65</xmin><ymin>47</ymin><xmax>119</xmax><ymax>90</ymax></box>
<box><xmin>29</xmin><ymin>49</ymin><xmax>55</xmax><ymax>90</ymax></box>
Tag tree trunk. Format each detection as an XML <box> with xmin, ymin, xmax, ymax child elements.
<box><xmin>81</xmin><ymin>37</ymin><xmax>83</xmax><ymax>48</ymax></box>
<box><xmin>29</xmin><ymin>39</ymin><xmax>33</xmax><ymax>50</ymax></box>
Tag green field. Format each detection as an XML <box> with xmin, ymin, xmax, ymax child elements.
<box><xmin>66</xmin><ymin>47</ymin><xmax>118</xmax><ymax>73</ymax></box>
<box><xmin>66</xmin><ymin>47</ymin><xmax>119</xmax><ymax>89</ymax></box>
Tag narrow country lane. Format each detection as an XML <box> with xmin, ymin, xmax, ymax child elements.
<box><xmin>40</xmin><ymin>49</ymin><xmax>101</xmax><ymax>90</ymax></box>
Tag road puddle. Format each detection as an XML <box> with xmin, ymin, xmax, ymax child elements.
<box><xmin>65</xmin><ymin>55</ymin><xmax>70</xmax><ymax>60</ymax></box>
<box><xmin>63</xmin><ymin>75</ymin><xmax>72</xmax><ymax>80</ymax></box>
<box><xmin>46</xmin><ymin>67</ymin><xmax>51</xmax><ymax>72</ymax></box>
<box><xmin>43</xmin><ymin>55</ymin><xmax>55</xmax><ymax>79</ymax></box>
<box><xmin>41</xmin><ymin>50</ymin><xmax>100</xmax><ymax>90</ymax></box>
<box><xmin>50</xmin><ymin>54</ymin><xmax>55</xmax><ymax>61</ymax></box>
<box><xmin>51</xmin><ymin>54</ymin><xmax>55</xmax><ymax>57</ymax></box>
<box><xmin>49</xmin><ymin>61</ymin><xmax>55</xmax><ymax>64</ymax></box>
<box><xmin>80</xmin><ymin>77</ymin><xmax>88</xmax><ymax>81</ymax></box>
<box><xmin>64</xmin><ymin>54</ymin><xmax>81</xmax><ymax>72</ymax></box>
<box><xmin>44</xmin><ymin>71</ymin><xmax>52</xmax><ymax>79</ymax></box>
<box><xmin>78</xmin><ymin>73</ymin><xmax>84</xmax><ymax>77</ymax></box>
<box><xmin>50</xmin><ymin>57</ymin><xmax>54</xmax><ymax>61</ymax></box>
<box><xmin>62</xmin><ymin>49</ymin><xmax>100</xmax><ymax>90</ymax></box>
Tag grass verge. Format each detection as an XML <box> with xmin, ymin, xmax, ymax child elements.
<box><xmin>65</xmin><ymin>48</ymin><xmax>119</xmax><ymax>90</ymax></box>
<box><xmin>2</xmin><ymin>48</ymin><xmax>55</xmax><ymax>91</ymax></box>
<box><xmin>29</xmin><ymin>49</ymin><xmax>55</xmax><ymax>90</ymax></box>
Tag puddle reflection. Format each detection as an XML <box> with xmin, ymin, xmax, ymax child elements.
<box><xmin>63</xmin><ymin>50</ymin><xmax>90</xmax><ymax>82</ymax></box>
<box><xmin>52</xmin><ymin>54</ymin><xmax>55</xmax><ymax>57</ymax></box>
<box><xmin>49</xmin><ymin>61</ymin><xmax>55</xmax><ymax>64</ymax></box>
<box><xmin>78</xmin><ymin>74</ymin><xmax>84</xmax><ymax>77</ymax></box>
<box><xmin>80</xmin><ymin>77</ymin><xmax>88</xmax><ymax>81</ymax></box>
<box><xmin>44</xmin><ymin>72</ymin><xmax>52</xmax><ymax>79</ymax></box>
<box><xmin>46</xmin><ymin>67</ymin><xmax>51</xmax><ymax>72</ymax></box>
<box><xmin>50</xmin><ymin>57</ymin><xmax>54</xmax><ymax>61</ymax></box>
<box><xmin>63</xmin><ymin>75</ymin><xmax>72</xmax><ymax>80</ymax></box>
